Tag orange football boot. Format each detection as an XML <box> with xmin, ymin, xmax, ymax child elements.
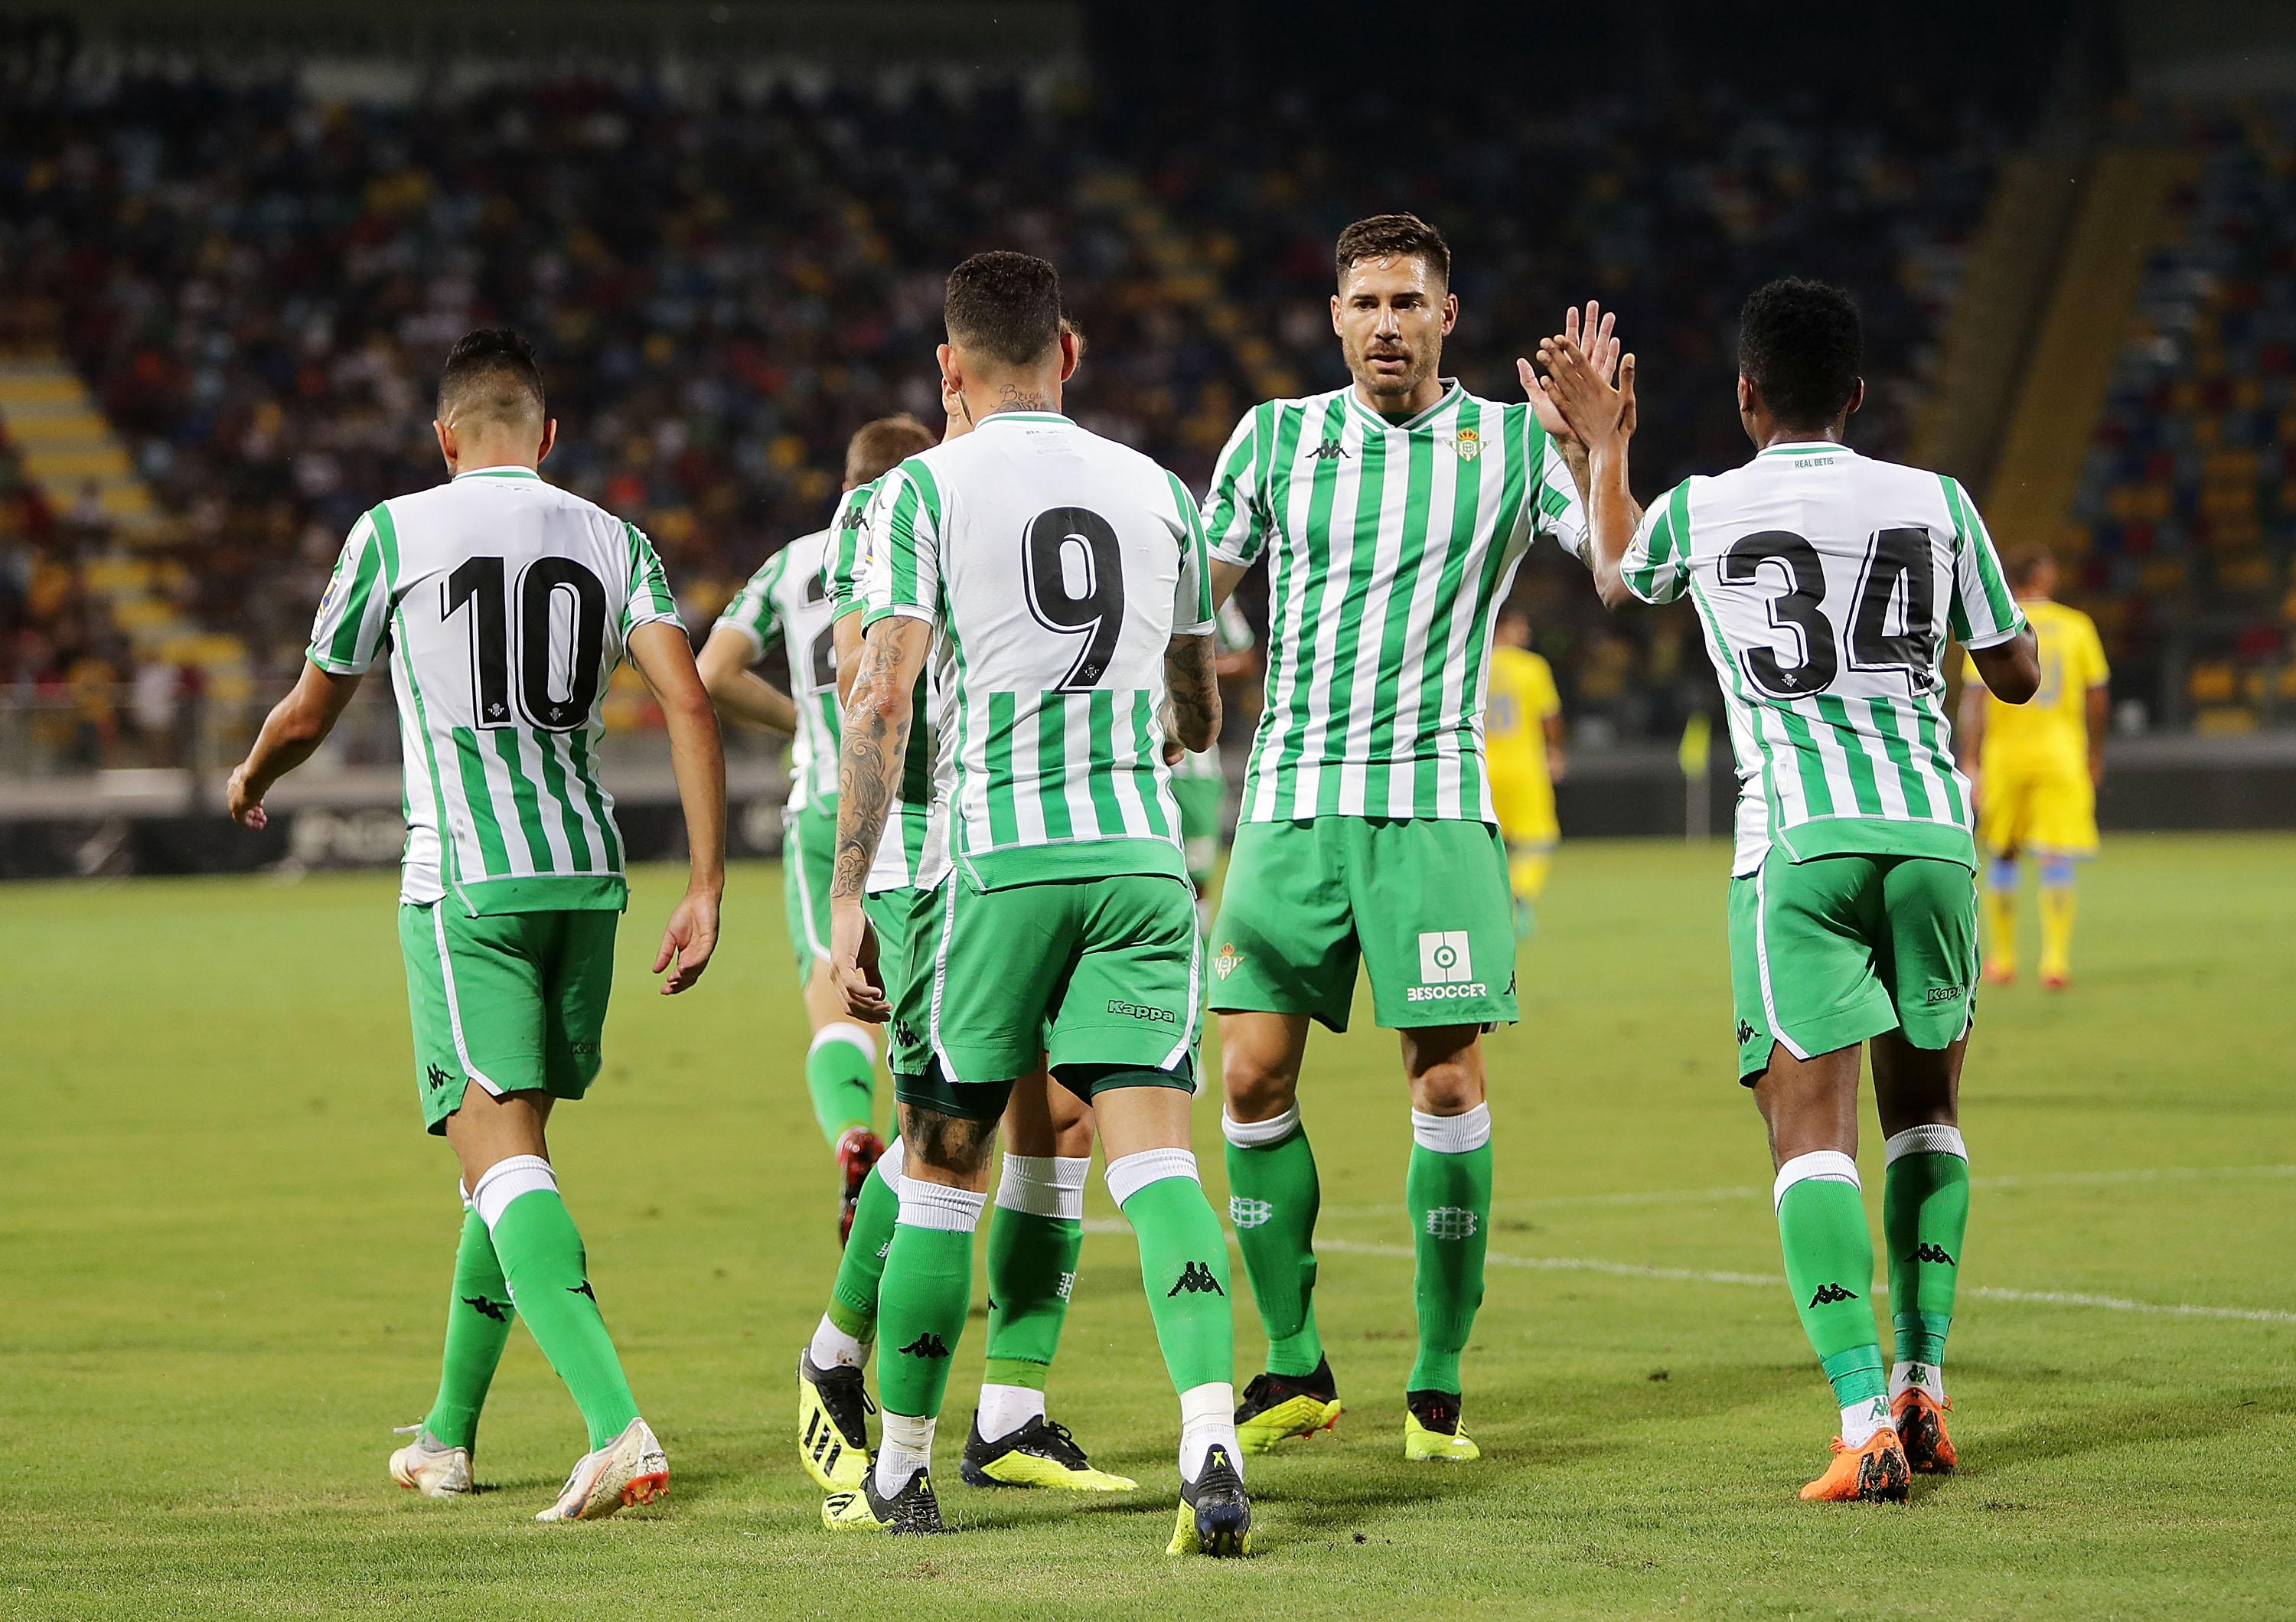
<box><xmin>1799</xmin><ymin>1428</ymin><xmax>1911</xmax><ymax>1503</ymax></box>
<box><xmin>1892</xmin><ymin>1389</ymin><xmax>1958</xmax><ymax>1474</ymax></box>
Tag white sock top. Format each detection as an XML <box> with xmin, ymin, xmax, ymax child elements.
<box><xmin>1221</xmin><ymin>1106</ymin><xmax>1300</xmax><ymax>1148</ymax></box>
<box><xmin>995</xmin><ymin>1153</ymin><xmax>1090</xmax><ymax>1219</ymax></box>
<box><xmin>1178</xmin><ymin>1381</ymin><xmax>1241</xmax><ymax>1482</ymax></box>
<box><xmin>974</xmin><ymin>1382</ymin><xmax>1045</xmax><ymax>1444</ymax></box>
<box><xmin>470</xmin><ymin>1154</ymin><xmax>557</xmax><ymax>1230</ymax></box>
<box><xmin>897</xmin><ymin>1178</ymin><xmax>987</xmax><ymax>1234</ymax></box>
<box><xmin>809</xmin><ymin>1020</ymin><xmax>877</xmax><ymax>1063</ymax></box>
<box><xmin>876</xmin><ymin>1135</ymin><xmax>905</xmax><ymax>1184</ymax></box>
<box><xmin>1883</xmin><ymin>1124</ymin><xmax>1967</xmax><ymax>1165</ymax></box>
<box><xmin>1104</xmin><ymin>1147</ymin><xmax>1199</xmax><ymax>1208</ymax></box>
<box><xmin>1773</xmin><ymin>1149</ymin><xmax>1860</xmax><ymax>1212</ymax></box>
<box><xmin>1411</xmin><ymin>1103</ymin><xmax>1492</xmax><ymax>1154</ymax></box>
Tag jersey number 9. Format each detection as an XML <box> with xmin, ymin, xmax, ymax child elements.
<box><xmin>1022</xmin><ymin>506</ymin><xmax>1126</xmax><ymax>691</ymax></box>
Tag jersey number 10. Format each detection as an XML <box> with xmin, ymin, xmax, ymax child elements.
<box><xmin>444</xmin><ymin>556</ymin><xmax>608</xmax><ymax>732</ymax></box>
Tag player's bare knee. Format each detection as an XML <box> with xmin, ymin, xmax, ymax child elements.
<box><xmin>899</xmin><ymin>1101</ymin><xmax>996</xmax><ymax>1186</ymax></box>
<box><xmin>1222</xmin><ymin>1049</ymin><xmax>1298</xmax><ymax>1121</ymax></box>
<box><xmin>1401</xmin><ymin>1025</ymin><xmax>1486</xmax><ymax>1115</ymax></box>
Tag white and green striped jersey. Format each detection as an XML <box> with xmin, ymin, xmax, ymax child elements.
<box><xmin>1202</xmin><ymin>381</ymin><xmax>1587</xmax><ymax>825</ymax></box>
<box><xmin>1620</xmin><ymin>442</ymin><xmax>2027</xmax><ymax>876</ymax></box>
<box><xmin>1172</xmin><ymin>597</ymin><xmax>1255</xmax><ymax>785</ymax></box>
<box><xmin>826</xmin><ymin>474</ymin><xmax>938</xmax><ymax>893</ymax></box>
<box><xmin>715</xmin><ymin>524</ymin><xmax>840</xmax><ymax>811</ymax></box>
<box><xmin>863</xmin><ymin>410</ymin><xmax>1215</xmax><ymax>891</ymax></box>
<box><xmin>306</xmin><ymin>465</ymin><xmax>683</xmax><ymax>913</ymax></box>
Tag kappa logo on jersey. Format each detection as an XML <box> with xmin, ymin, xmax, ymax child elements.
<box><xmin>1807</xmin><ymin>1282</ymin><xmax>1860</xmax><ymax>1307</ymax></box>
<box><xmin>1453</xmin><ymin>427</ymin><xmax>1482</xmax><ymax>462</ymax></box>
<box><xmin>1424</xmin><ymin>1206</ymin><xmax>1479</xmax><ymax>1241</ymax></box>
<box><xmin>1305</xmin><ymin>437</ymin><xmax>1349</xmax><ymax>461</ymax></box>
<box><xmin>1214</xmin><ymin>942</ymin><xmax>1243</xmax><ymax>981</ymax></box>
<box><xmin>1906</xmin><ymin>1242</ymin><xmax>1957</xmax><ymax>1267</ymax></box>
<box><xmin>461</xmin><ymin>1294</ymin><xmax>512</xmax><ymax>1323</ymax></box>
<box><xmin>1168</xmin><ymin>1261</ymin><xmax>1225</xmax><ymax>1297</ymax></box>
<box><xmin>1106</xmin><ymin>998</ymin><xmax>1177</xmax><ymax>1025</ymax></box>
<box><xmin>899</xmin><ymin>1332</ymin><xmax>953</xmax><ymax>1359</ymax></box>
<box><xmin>1408</xmin><ymin>929</ymin><xmax>1486</xmax><ymax>1002</ymax></box>
<box><xmin>1228</xmin><ymin>1196</ymin><xmax>1274</xmax><ymax>1229</ymax></box>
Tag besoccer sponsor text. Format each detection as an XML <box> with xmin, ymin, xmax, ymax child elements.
<box><xmin>1408</xmin><ymin>929</ymin><xmax>1486</xmax><ymax>1003</ymax></box>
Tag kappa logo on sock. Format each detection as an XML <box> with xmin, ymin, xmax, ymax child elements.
<box><xmin>426</xmin><ymin>1063</ymin><xmax>455</xmax><ymax>1092</ymax></box>
<box><xmin>1808</xmin><ymin>1282</ymin><xmax>1861</xmax><ymax>1306</ymax></box>
<box><xmin>460</xmin><ymin>1294</ymin><xmax>511</xmax><ymax>1323</ymax></box>
<box><xmin>1905</xmin><ymin>1364</ymin><xmax>1933</xmax><ymax>1386</ymax></box>
<box><xmin>1168</xmin><ymin>1261</ymin><xmax>1225</xmax><ymax>1297</ymax></box>
<box><xmin>1906</xmin><ymin>1242</ymin><xmax>1958</xmax><ymax>1266</ymax></box>
<box><xmin>568</xmin><ymin>1280</ymin><xmax>598</xmax><ymax>1303</ymax></box>
<box><xmin>899</xmin><ymin>1332</ymin><xmax>953</xmax><ymax>1359</ymax></box>
<box><xmin>1424</xmin><ymin>1206</ymin><xmax>1479</xmax><ymax>1241</ymax></box>
<box><xmin>1228</xmin><ymin>1196</ymin><xmax>1274</xmax><ymax>1229</ymax></box>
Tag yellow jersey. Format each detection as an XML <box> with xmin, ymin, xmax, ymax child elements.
<box><xmin>1486</xmin><ymin>646</ymin><xmax>1561</xmax><ymax>840</ymax></box>
<box><xmin>1962</xmin><ymin>597</ymin><xmax>2108</xmax><ymax>773</ymax></box>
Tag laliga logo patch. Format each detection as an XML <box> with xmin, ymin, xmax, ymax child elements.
<box><xmin>1214</xmin><ymin>942</ymin><xmax>1242</xmax><ymax>981</ymax></box>
<box><xmin>1453</xmin><ymin>427</ymin><xmax>1482</xmax><ymax>462</ymax></box>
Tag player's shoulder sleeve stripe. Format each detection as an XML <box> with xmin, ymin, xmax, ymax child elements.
<box><xmin>1623</xmin><ymin>478</ymin><xmax>1693</xmax><ymax>605</ymax></box>
<box><xmin>1939</xmin><ymin>475</ymin><xmax>2022</xmax><ymax>646</ymax></box>
<box><xmin>621</xmin><ymin>521</ymin><xmax>683</xmax><ymax>634</ymax></box>
<box><xmin>866</xmin><ymin>461</ymin><xmax>940</xmax><ymax>625</ymax></box>
<box><xmin>308</xmin><ymin>504</ymin><xmax>392</xmax><ymax>674</ymax></box>
<box><xmin>1166</xmin><ymin>466</ymin><xmax>1215</xmax><ymax>635</ymax></box>
<box><xmin>1202</xmin><ymin>400</ymin><xmax>1277</xmax><ymax>566</ymax></box>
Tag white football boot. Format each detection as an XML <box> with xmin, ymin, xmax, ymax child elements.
<box><xmin>535</xmin><ymin>1417</ymin><xmax>669</xmax><ymax>1522</ymax></box>
<box><xmin>389</xmin><ymin>1425</ymin><xmax>474</xmax><ymax>1497</ymax></box>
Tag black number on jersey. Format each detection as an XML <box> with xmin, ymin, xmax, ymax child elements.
<box><xmin>1848</xmin><ymin>527</ymin><xmax>1939</xmax><ymax>692</ymax></box>
<box><xmin>801</xmin><ymin>568</ymin><xmax>837</xmax><ymax>694</ymax></box>
<box><xmin>1022</xmin><ymin>506</ymin><xmax>1125</xmax><ymax>690</ymax></box>
<box><xmin>1721</xmin><ymin>530</ymin><xmax>1838</xmax><ymax>698</ymax></box>
<box><xmin>442</xmin><ymin>556</ymin><xmax>609</xmax><ymax>732</ymax></box>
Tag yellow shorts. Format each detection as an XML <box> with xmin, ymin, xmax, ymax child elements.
<box><xmin>1977</xmin><ymin>759</ymin><xmax>2097</xmax><ymax>857</ymax></box>
<box><xmin>1489</xmin><ymin>769</ymin><xmax>1557</xmax><ymax>850</ymax></box>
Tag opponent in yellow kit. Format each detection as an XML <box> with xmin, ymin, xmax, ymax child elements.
<box><xmin>1485</xmin><ymin>605</ymin><xmax>1567</xmax><ymax>938</ymax></box>
<box><xmin>1955</xmin><ymin>547</ymin><xmax>2108</xmax><ymax>989</ymax></box>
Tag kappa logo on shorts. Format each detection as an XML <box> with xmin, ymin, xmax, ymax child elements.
<box><xmin>1229</xmin><ymin>1196</ymin><xmax>1274</xmax><ymax>1229</ymax></box>
<box><xmin>1214</xmin><ymin>942</ymin><xmax>1243</xmax><ymax>981</ymax></box>
<box><xmin>1737</xmin><ymin>1020</ymin><xmax>1757</xmax><ymax>1046</ymax></box>
<box><xmin>1924</xmin><ymin>985</ymin><xmax>1966</xmax><ymax>1005</ymax></box>
<box><xmin>1106</xmin><ymin>998</ymin><xmax>1177</xmax><ymax>1025</ymax></box>
<box><xmin>425</xmin><ymin>1063</ymin><xmax>455</xmax><ymax>1093</ymax></box>
<box><xmin>1168</xmin><ymin>1261</ymin><xmax>1225</xmax><ymax>1297</ymax></box>
<box><xmin>1424</xmin><ymin>1206</ymin><xmax>1479</xmax><ymax>1241</ymax></box>
<box><xmin>892</xmin><ymin>1020</ymin><xmax>921</xmax><ymax>1048</ymax></box>
<box><xmin>1409</xmin><ymin>930</ymin><xmax>1487</xmax><ymax>1002</ymax></box>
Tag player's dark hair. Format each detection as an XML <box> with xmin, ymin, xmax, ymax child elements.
<box><xmin>944</xmin><ymin>251</ymin><xmax>1064</xmax><ymax>368</ymax></box>
<box><xmin>845</xmin><ymin>414</ymin><xmax>938</xmax><ymax>487</ymax></box>
<box><xmin>2005</xmin><ymin>543</ymin><xmax>2057</xmax><ymax>589</ymax></box>
<box><xmin>1335</xmin><ymin>214</ymin><xmax>1451</xmax><ymax>289</ymax></box>
<box><xmin>1737</xmin><ymin>279</ymin><xmax>1861</xmax><ymax>429</ymax></box>
<box><xmin>437</xmin><ymin>328</ymin><xmax>545</xmax><ymax>426</ymax></box>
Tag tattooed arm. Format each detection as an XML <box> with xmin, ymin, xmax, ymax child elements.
<box><xmin>1166</xmin><ymin>632</ymin><xmax>1221</xmax><ymax>755</ymax></box>
<box><xmin>829</xmin><ymin>614</ymin><xmax>931</xmax><ymax>1020</ymax></box>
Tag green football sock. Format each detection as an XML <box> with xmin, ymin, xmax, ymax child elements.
<box><xmin>1407</xmin><ymin>1107</ymin><xmax>1493</xmax><ymax>1395</ymax></box>
<box><xmin>807</xmin><ymin>1024</ymin><xmax>876</xmax><ymax>1149</ymax></box>
<box><xmin>828</xmin><ymin>1149</ymin><xmax>902</xmax><ymax>1341</ymax></box>
<box><xmin>479</xmin><ymin>1161</ymin><xmax>640</xmax><ymax>1452</ymax></box>
<box><xmin>1884</xmin><ymin>1126</ymin><xmax>1970</xmax><ymax>1369</ymax></box>
<box><xmin>1775</xmin><ymin>1153</ymin><xmax>1886</xmax><ymax>1411</ymax></box>
<box><xmin>1222</xmin><ymin>1110</ymin><xmax>1324</xmax><ymax>1377</ymax></box>
<box><xmin>1113</xmin><ymin>1153</ymin><xmax>1234</xmax><ymax>1394</ymax></box>
<box><xmin>875</xmin><ymin>1182</ymin><xmax>984</xmax><ymax>1421</ymax></box>
<box><xmin>421</xmin><ymin>1206</ymin><xmax>515</xmax><ymax>1453</ymax></box>
<box><xmin>983</xmin><ymin>1155</ymin><xmax>1087</xmax><ymax>1391</ymax></box>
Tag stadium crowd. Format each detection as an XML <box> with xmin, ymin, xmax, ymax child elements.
<box><xmin>1</xmin><ymin>72</ymin><xmax>2007</xmax><ymax>747</ymax></box>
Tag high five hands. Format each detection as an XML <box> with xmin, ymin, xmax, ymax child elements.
<box><xmin>1525</xmin><ymin>302</ymin><xmax>1638</xmax><ymax>452</ymax></box>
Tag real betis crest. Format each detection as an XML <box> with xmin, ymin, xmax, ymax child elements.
<box><xmin>1453</xmin><ymin>427</ymin><xmax>1482</xmax><ymax>462</ymax></box>
<box><xmin>1214</xmin><ymin>942</ymin><xmax>1242</xmax><ymax>981</ymax></box>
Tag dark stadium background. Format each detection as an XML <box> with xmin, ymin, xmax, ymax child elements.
<box><xmin>0</xmin><ymin>0</ymin><xmax>2289</xmax><ymax>877</ymax></box>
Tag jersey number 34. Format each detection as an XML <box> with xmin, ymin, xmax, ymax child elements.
<box><xmin>1722</xmin><ymin>528</ymin><xmax>1937</xmax><ymax>700</ymax></box>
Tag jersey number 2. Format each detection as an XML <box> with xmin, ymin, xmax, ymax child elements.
<box><xmin>444</xmin><ymin>556</ymin><xmax>608</xmax><ymax>731</ymax></box>
<box><xmin>1022</xmin><ymin>507</ymin><xmax>1125</xmax><ymax>690</ymax></box>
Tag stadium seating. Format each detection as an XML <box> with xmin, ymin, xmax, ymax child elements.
<box><xmin>0</xmin><ymin>74</ymin><xmax>2007</xmax><ymax>743</ymax></box>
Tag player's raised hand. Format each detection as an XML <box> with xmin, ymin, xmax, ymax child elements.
<box><xmin>1522</xmin><ymin>301</ymin><xmax>1619</xmax><ymax>445</ymax></box>
<box><xmin>1534</xmin><ymin>331</ymin><xmax>1637</xmax><ymax>450</ymax></box>
<box><xmin>830</xmin><ymin>896</ymin><xmax>890</xmax><ymax>1022</ymax></box>
<box><xmin>654</xmin><ymin>886</ymin><xmax>720</xmax><ymax>994</ymax></box>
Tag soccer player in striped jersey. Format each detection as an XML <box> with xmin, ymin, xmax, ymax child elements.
<box><xmin>700</xmin><ymin>415</ymin><xmax>938</xmax><ymax>1240</ymax></box>
<box><xmin>797</xmin><ymin>370</ymin><xmax>1136</xmax><ymax>1501</ymax></box>
<box><xmin>224</xmin><ymin>328</ymin><xmax>728</xmax><ymax>1520</ymax></box>
<box><xmin>823</xmin><ymin>253</ymin><xmax>1247</xmax><ymax>1553</ymax></box>
<box><xmin>1540</xmin><ymin>278</ymin><xmax>2040</xmax><ymax>1501</ymax></box>
<box><xmin>1198</xmin><ymin>214</ymin><xmax>1601</xmax><ymax>1463</ymax></box>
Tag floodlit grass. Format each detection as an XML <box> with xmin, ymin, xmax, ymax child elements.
<box><xmin>2</xmin><ymin>834</ymin><xmax>2291</xmax><ymax>1617</ymax></box>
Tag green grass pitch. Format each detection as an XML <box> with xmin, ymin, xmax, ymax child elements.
<box><xmin>2</xmin><ymin>834</ymin><xmax>2291</xmax><ymax>1618</ymax></box>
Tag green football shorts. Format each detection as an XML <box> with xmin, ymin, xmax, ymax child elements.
<box><xmin>399</xmin><ymin>902</ymin><xmax>618</xmax><ymax>1134</ymax></box>
<box><xmin>863</xmin><ymin>886</ymin><xmax>915</xmax><ymax>1009</ymax></box>
<box><xmin>1208</xmin><ymin>815</ymin><xmax>1517</xmax><ymax>1031</ymax></box>
<box><xmin>1728</xmin><ymin>850</ymin><xmax>1979</xmax><ymax>1085</ymax></box>
<box><xmin>1172</xmin><ymin>772</ymin><xmax>1225</xmax><ymax>884</ymax></box>
<box><xmin>782</xmin><ymin>798</ymin><xmax>837</xmax><ymax>984</ymax></box>
<box><xmin>888</xmin><ymin>872</ymin><xmax>1200</xmax><ymax>1120</ymax></box>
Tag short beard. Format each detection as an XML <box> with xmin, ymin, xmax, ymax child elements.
<box><xmin>1347</xmin><ymin>341</ymin><xmax>1434</xmax><ymax>405</ymax></box>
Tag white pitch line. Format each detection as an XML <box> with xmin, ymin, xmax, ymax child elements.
<box><xmin>1078</xmin><ymin>1225</ymin><xmax>2296</xmax><ymax>1324</ymax></box>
